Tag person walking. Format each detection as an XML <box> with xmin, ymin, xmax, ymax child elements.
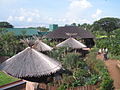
<box><xmin>98</xmin><ymin>48</ymin><xmax>102</xmax><ymax>54</ymax></box>
<box><xmin>103</xmin><ymin>48</ymin><xmax>108</xmax><ymax>60</ymax></box>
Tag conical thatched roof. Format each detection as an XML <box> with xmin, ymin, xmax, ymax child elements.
<box><xmin>45</xmin><ymin>26</ymin><xmax>94</xmax><ymax>39</ymax></box>
<box><xmin>56</xmin><ymin>38</ymin><xmax>86</xmax><ymax>49</ymax></box>
<box><xmin>34</xmin><ymin>39</ymin><xmax>53</xmax><ymax>51</ymax></box>
<box><xmin>0</xmin><ymin>47</ymin><xmax>62</xmax><ymax>78</ymax></box>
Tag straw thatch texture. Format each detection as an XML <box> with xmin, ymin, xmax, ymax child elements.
<box><xmin>0</xmin><ymin>47</ymin><xmax>62</xmax><ymax>78</ymax></box>
<box><xmin>34</xmin><ymin>39</ymin><xmax>53</xmax><ymax>51</ymax></box>
<box><xmin>56</xmin><ymin>38</ymin><xmax>86</xmax><ymax>49</ymax></box>
<box><xmin>45</xmin><ymin>26</ymin><xmax>94</xmax><ymax>39</ymax></box>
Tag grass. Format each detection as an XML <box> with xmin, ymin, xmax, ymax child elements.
<box><xmin>108</xmin><ymin>53</ymin><xmax>120</xmax><ymax>60</ymax></box>
<box><xmin>0</xmin><ymin>71</ymin><xmax>19</xmax><ymax>86</ymax></box>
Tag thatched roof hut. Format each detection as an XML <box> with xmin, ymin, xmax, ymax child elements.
<box><xmin>0</xmin><ymin>47</ymin><xmax>62</xmax><ymax>78</ymax></box>
<box><xmin>56</xmin><ymin>38</ymin><xmax>86</xmax><ymax>49</ymax></box>
<box><xmin>45</xmin><ymin>26</ymin><xmax>94</xmax><ymax>39</ymax></box>
<box><xmin>34</xmin><ymin>39</ymin><xmax>53</xmax><ymax>51</ymax></box>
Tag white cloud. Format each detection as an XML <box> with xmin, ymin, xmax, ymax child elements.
<box><xmin>6</xmin><ymin>1</ymin><xmax>93</xmax><ymax>28</ymax></box>
<box><xmin>17</xmin><ymin>16</ymin><xmax>25</xmax><ymax>21</ymax></box>
<box><xmin>27</xmin><ymin>17</ymin><xmax>32</xmax><ymax>22</ymax></box>
<box><xmin>92</xmin><ymin>9</ymin><xmax>103</xmax><ymax>19</ymax></box>
<box><xmin>7</xmin><ymin>16</ymin><xmax>14</xmax><ymax>21</ymax></box>
<box><xmin>7</xmin><ymin>8</ymin><xmax>42</xmax><ymax>23</ymax></box>
<box><xmin>7</xmin><ymin>16</ymin><xmax>25</xmax><ymax>22</ymax></box>
<box><xmin>65</xmin><ymin>0</ymin><xmax>92</xmax><ymax>24</ymax></box>
<box><xmin>69</xmin><ymin>0</ymin><xmax>92</xmax><ymax>9</ymax></box>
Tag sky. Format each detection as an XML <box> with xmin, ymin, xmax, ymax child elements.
<box><xmin>0</xmin><ymin>0</ymin><xmax>120</xmax><ymax>28</ymax></box>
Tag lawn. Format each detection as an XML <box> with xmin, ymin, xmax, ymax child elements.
<box><xmin>0</xmin><ymin>71</ymin><xmax>19</xmax><ymax>86</ymax></box>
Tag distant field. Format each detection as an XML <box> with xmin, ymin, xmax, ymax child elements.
<box><xmin>0</xmin><ymin>71</ymin><xmax>19</xmax><ymax>86</ymax></box>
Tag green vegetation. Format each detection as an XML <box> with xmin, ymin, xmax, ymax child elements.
<box><xmin>0</xmin><ymin>17</ymin><xmax>119</xmax><ymax>88</ymax></box>
<box><xmin>48</xmin><ymin>47</ymin><xmax>109</xmax><ymax>89</ymax></box>
<box><xmin>0</xmin><ymin>28</ymin><xmax>26</xmax><ymax>56</ymax></box>
<box><xmin>0</xmin><ymin>71</ymin><xmax>18</xmax><ymax>86</ymax></box>
<box><xmin>85</xmin><ymin>49</ymin><xmax>114</xmax><ymax>90</ymax></box>
<box><xmin>0</xmin><ymin>22</ymin><xmax>13</xmax><ymax>28</ymax></box>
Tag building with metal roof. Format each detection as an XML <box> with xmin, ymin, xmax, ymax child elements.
<box><xmin>6</xmin><ymin>28</ymin><xmax>39</xmax><ymax>36</ymax></box>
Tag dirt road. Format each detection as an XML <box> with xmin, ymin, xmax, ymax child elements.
<box><xmin>97</xmin><ymin>54</ymin><xmax>120</xmax><ymax>89</ymax></box>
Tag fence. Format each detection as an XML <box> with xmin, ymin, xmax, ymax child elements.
<box><xmin>0</xmin><ymin>80</ymin><xmax>96</xmax><ymax>90</ymax></box>
<box><xmin>39</xmin><ymin>83</ymin><xmax>96</xmax><ymax>90</ymax></box>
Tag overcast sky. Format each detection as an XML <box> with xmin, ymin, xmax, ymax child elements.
<box><xmin>0</xmin><ymin>0</ymin><xmax>119</xmax><ymax>27</ymax></box>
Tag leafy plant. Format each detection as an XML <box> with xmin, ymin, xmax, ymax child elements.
<box><xmin>100</xmin><ymin>76</ymin><xmax>114</xmax><ymax>90</ymax></box>
<box><xmin>62</xmin><ymin>53</ymin><xmax>80</xmax><ymax>69</ymax></box>
<box><xmin>57</xmin><ymin>84</ymin><xmax>66</xmax><ymax>90</ymax></box>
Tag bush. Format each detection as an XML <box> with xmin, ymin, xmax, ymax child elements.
<box><xmin>85</xmin><ymin>50</ymin><xmax>114</xmax><ymax>89</ymax></box>
<box><xmin>85</xmin><ymin>74</ymin><xmax>101</xmax><ymax>85</ymax></box>
<box><xmin>100</xmin><ymin>76</ymin><xmax>114</xmax><ymax>90</ymax></box>
<box><xmin>57</xmin><ymin>84</ymin><xmax>66</xmax><ymax>90</ymax></box>
<box><xmin>62</xmin><ymin>53</ymin><xmax>80</xmax><ymax>69</ymax></box>
<box><xmin>73</xmin><ymin>68</ymin><xmax>90</xmax><ymax>86</ymax></box>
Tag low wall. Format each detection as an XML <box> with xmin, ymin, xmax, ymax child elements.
<box><xmin>0</xmin><ymin>80</ymin><xmax>96</xmax><ymax>90</ymax></box>
<box><xmin>0</xmin><ymin>80</ymin><xmax>26</xmax><ymax>90</ymax></box>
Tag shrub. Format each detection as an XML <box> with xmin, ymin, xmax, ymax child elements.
<box><xmin>85</xmin><ymin>50</ymin><xmax>114</xmax><ymax>89</ymax></box>
<box><xmin>57</xmin><ymin>84</ymin><xmax>66</xmax><ymax>90</ymax></box>
<box><xmin>62</xmin><ymin>53</ymin><xmax>80</xmax><ymax>69</ymax></box>
<box><xmin>100</xmin><ymin>76</ymin><xmax>114</xmax><ymax>90</ymax></box>
<box><xmin>73</xmin><ymin>68</ymin><xmax>90</xmax><ymax>86</ymax></box>
<box><xmin>85</xmin><ymin>74</ymin><xmax>101</xmax><ymax>85</ymax></box>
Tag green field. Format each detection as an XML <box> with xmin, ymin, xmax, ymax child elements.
<box><xmin>0</xmin><ymin>71</ymin><xmax>19</xmax><ymax>86</ymax></box>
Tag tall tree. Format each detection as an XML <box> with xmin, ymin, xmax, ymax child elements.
<box><xmin>80</xmin><ymin>23</ymin><xmax>92</xmax><ymax>30</ymax></box>
<box><xmin>71</xmin><ymin>23</ymin><xmax>77</xmax><ymax>26</ymax></box>
<box><xmin>92</xmin><ymin>17</ymin><xmax>120</xmax><ymax>36</ymax></box>
<box><xmin>37</xmin><ymin>27</ymin><xmax>49</xmax><ymax>32</ymax></box>
<box><xmin>0</xmin><ymin>22</ymin><xmax>14</xmax><ymax>28</ymax></box>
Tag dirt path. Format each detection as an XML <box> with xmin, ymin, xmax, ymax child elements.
<box><xmin>97</xmin><ymin>54</ymin><xmax>120</xmax><ymax>89</ymax></box>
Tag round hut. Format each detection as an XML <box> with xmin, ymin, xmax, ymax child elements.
<box><xmin>56</xmin><ymin>37</ymin><xmax>86</xmax><ymax>49</ymax></box>
<box><xmin>0</xmin><ymin>47</ymin><xmax>62</xmax><ymax>83</ymax></box>
<box><xmin>34</xmin><ymin>39</ymin><xmax>53</xmax><ymax>52</ymax></box>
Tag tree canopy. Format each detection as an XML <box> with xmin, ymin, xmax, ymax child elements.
<box><xmin>0</xmin><ymin>22</ymin><xmax>14</xmax><ymax>28</ymax></box>
<box><xmin>37</xmin><ymin>27</ymin><xmax>49</xmax><ymax>32</ymax></box>
<box><xmin>92</xmin><ymin>17</ymin><xmax>120</xmax><ymax>34</ymax></box>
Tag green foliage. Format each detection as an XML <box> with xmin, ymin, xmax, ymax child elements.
<box><xmin>62</xmin><ymin>53</ymin><xmax>80</xmax><ymax>69</ymax></box>
<box><xmin>63</xmin><ymin>75</ymin><xmax>74</xmax><ymax>85</ymax></box>
<box><xmin>85</xmin><ymin>50</ymin><xmax>114</xmax><ymax>89</ymax></box>
<box><xmin>0</xmin><ymin>28</ymin><xmax>25</xmax><ymax>56</ymax></box>
<box><xmin>73</xmin><ymin>68</ymin><xmax>90</xmax><ymax>80</ymax></box>
<box><xmin>57</xmin><ymin>84</ymin><xmax>66</xmax><ymax>90</ymax></box>
<box><xmin>48</xmin><ymin>47</ymin><xmax>66</xmax><ymax>61</ymax></box>
<box><xmin>37</xmin><ymin>26</ymin><xmax>49</xmax><ymax>32</ymax></box>
<box><xmin>85</xmin><ymin>74</ymin><xmax>101</xmax><ymax>85</ymax></box>
<box><xmin>0</xmin><ymin>22</ymin><xmax>13</xmax><ymax>28</ymax></box>
<box><xmin>92</xmin><ymin>17</ymin><xmax>120</xmax><ymax>34</ymax></box>
<box><xmin>100</xmin><ymin>76</ymin><xmax>114</xmax><ymax>90</ymax></box>
<box><xmin>72</xmin><ymin>68</ymin><xmax>90</xmax><ymax>86</ymax></box>
<box><xmin>80</xmin><ymin>23</ymin><xmax>92</xmax><ymax>31</ymax></box>
<box><xmin>71</xmin><ymin>23</ymin><xmax>77</xmax><ymax>26</ymax></box>
<box><xmin>96</xmin><ymin>29</ymin><xmax>120</xmax><ymax>56</ymax></box>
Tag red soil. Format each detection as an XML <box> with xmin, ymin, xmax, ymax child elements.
<box><xmin>97</xmin><ymin>54</ymin><xmax>120</xmax><ymax>89</ymax></box>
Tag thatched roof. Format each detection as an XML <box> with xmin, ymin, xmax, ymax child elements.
<box><xmin>0</xmin><ymin>47</ymin><xmax>62</xmax><ymax>78</ymax></box>
<box><xmin>56</xmin><ymin>38</ymin><xmax>86</xmax><ymax>49</ymax></box>
<box><xmin>34</xmin><ymin>39</ymin><xmax>53</xmax><ymax>51</ymax></box>
<box><xmin>45</xmin><ymin>26</ymin><xmax>94</xmax><ymax>39</ymax></box>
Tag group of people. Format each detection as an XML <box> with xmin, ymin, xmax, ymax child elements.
<box><xmin>98</xmin><ymin>48</ymin><xmax>108</xmax><ymax>60</ymax></box>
